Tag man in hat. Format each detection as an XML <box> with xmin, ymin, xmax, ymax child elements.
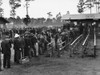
<box><xmin>1</xmin><ymin>36</ymin><xmax>12</xmax><ymax>68</ymax></box>
<box><xmin>13</xmin><ymin>34</ymin><xmax>21</xmax><ymax>64</ymax></box>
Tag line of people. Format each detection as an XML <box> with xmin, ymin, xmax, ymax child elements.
<box><xmin>0</xmin><ymin>23</ymin><xmax>83</xmax><ymax>71</ymax></box>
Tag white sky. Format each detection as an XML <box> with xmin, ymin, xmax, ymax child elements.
<box><xmin>2</xmin><ymin>0</ymin><xmax>80</xmax><ymax>18</ymax></box>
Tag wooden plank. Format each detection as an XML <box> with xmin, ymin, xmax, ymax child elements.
<box><xmin>94</xmin><ymin>28</ymin><xmax>96</xmax><ymax>46</ymax></box>
<box><xmin>71</xmin><ymin>34</ymin><xmax>83</xmax><ymax>45</ymax></box>
<box><xmin>82</xmin><ymin>34</ymin><xmax>89</xmax><ymax>46</ymax></box>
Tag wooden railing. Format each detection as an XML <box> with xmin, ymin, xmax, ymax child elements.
<box><xmin>69</xmin><ymin>34</ymin><xmax>83</xmax><ymax>57</ymax></box>
<box><xmin>70</xmin><ymin>34</ymin><xmax>83</xmax><ymax>46</ymax></box>
<box><xmin>82</xmin><ymin>34</ymin><xmax>89</xmax><ymax>46</ymax></box>
<box><xmin>80</xmin><ymin>33</ymin><xmax>90</xmax><ymax>57</ymax></box>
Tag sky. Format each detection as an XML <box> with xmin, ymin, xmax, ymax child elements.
<box><xmin>2</xmin><ymin>0</ymin><xmax>79</xmax><ymax>18</ymax></box>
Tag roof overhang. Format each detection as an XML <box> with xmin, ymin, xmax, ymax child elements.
<box><xmin>0</xmin><ymin>17</ymin><xmax>9</xmax><ymax>24</ymax></box>
<box><xmin>62</xmin><ymin>13</ymin><xmax>100</xmax><ymax>21</ymax></box>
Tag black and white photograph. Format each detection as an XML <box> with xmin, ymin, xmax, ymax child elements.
<box><xmin>0</xmin><ymin>0</ymin><xmax>100</xmax><ymax>75</ymax></box>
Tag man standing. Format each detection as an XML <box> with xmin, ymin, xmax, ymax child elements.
<box><xmin>0</xmin><ymin>39</ymin><xmax>3</xmax><ymax>71</ymax></box>
<box><xmin>24</xmin><ymin>33</ymin><xmax>32</xmax><ymax>58</ymax></box>
<box><xmin>1</xmin><ymin>36</ymin><xmax>12</xmax><ymax>68</ymax></box>
<box><xmin>13</xmin><ymin>34</ymin><xmax>21</xmax><ymax>64</ymax></box>
<box><xmin>31</xmin><ymin>34</ymin><xmax>37</xmax><ymax>57</ymax></box>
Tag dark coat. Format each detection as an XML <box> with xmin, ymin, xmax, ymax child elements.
<box><xmin>1</xmin><ymin>39</ymin><xmax>12</xmax><ymax>54</ymax></box>
<box><xmin>24</xmin><ymin>37</ymin><xmax>32</xmax><ymax>48</ymax></box>
<box><xmin>13</xmin><ymin>38</ymin><xmax>25</xmax><ymax>50</ymax></box>
<box><xmin>31</xmin><ymin>36</ymin><xmax>37</xmax><ymax>46</ymax></box>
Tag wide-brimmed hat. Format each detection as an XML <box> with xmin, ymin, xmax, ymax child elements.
<box><xmin>14</xmin><ymin>34</ymin><xmax>20</xmax><ymax>38</ymax></box>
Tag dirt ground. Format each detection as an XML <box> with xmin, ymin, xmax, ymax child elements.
<box><xmin>1</xmin><ymin>50</ymin><xmax>100</xmax><ymax>75</ymax></box>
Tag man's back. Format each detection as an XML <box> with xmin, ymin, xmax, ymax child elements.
<box><xmin>1</xmin><ymin>39</ymin><xmax>11</xmax><ymax>54</ymax></box>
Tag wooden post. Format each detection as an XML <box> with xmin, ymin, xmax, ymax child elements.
<box><xmin>0</xmin><ymin>40</ymin><xmax>3</xmax><ymax>71</ymax></box>
<box><xmin>94</xmin><ymin>27</ymin><xmax>96</xmax><ymax>57</ymax></box>
<box><xmin>94</xmin><ymin>46</ymin><xmax>96</xmax><ymax>58</ymax></box>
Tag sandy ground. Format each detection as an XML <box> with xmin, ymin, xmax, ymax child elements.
<box><xmin>1</xmin><ymin>50</ymin><xmax>100</xmax><ymax>75</ymax></box>
<box><xmin>0</xmin><ymin>38</ymin><xmax>100</xmax><ymax>75</ymax></box>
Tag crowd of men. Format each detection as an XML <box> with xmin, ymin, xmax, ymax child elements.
<box><xmin>0</xmin><ymin>22</ymin><xmax>86</xmax><ymax>71</ymax></box>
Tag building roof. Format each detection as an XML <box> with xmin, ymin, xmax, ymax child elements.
<box><xmin>62</xmin><ymin>13</ymin><xmax>100</xmax><ymax>20</ymax></box>
<box><xmin>0</xmin><ymin>17</ymin><xmax>9</xmax><ymax>24</ymax></box>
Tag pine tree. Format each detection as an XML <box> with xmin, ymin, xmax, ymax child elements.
<box><xmin>9</xmin><ymin>0</ymin><xmax>21</xmax><ymax>18</ymax></box>
<box><xmin>0</xmin><ymin>0</ymin><xmax>3</xmax><ymax>17</ymax></box>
